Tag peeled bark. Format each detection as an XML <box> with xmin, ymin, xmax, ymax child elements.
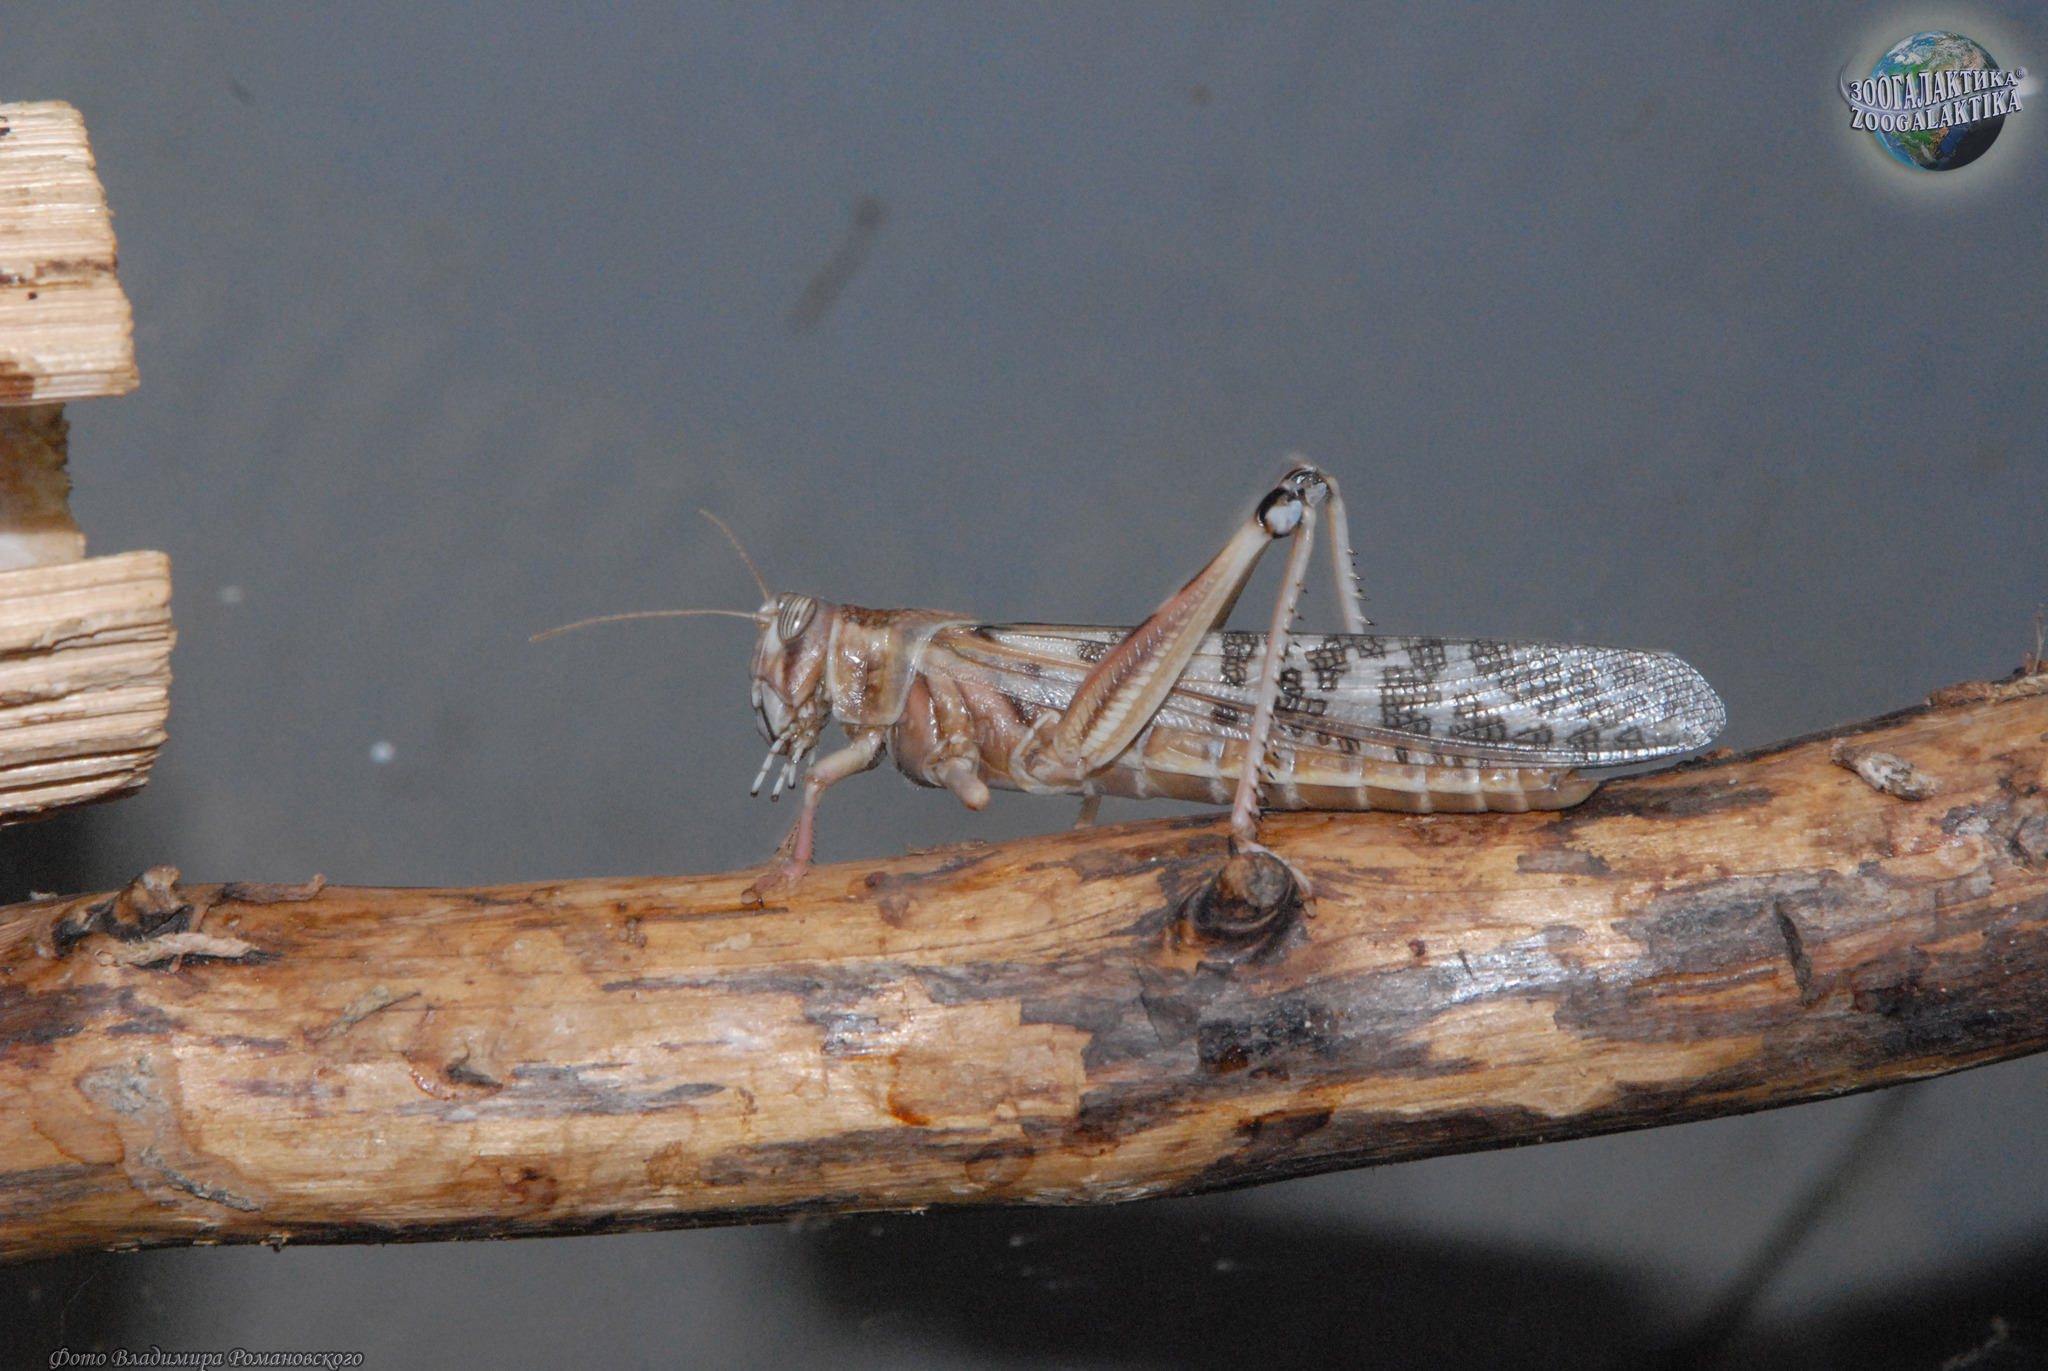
<box><xmin>3</xmin><ymin>682</ymin><xmax>2047</xmax><ymax>1262</ymax></box>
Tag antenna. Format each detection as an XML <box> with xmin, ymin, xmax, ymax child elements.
<box><xmin>529</xmin><ymin>608</ymin><xmax>768</xmax><ymax>643</ymax></box>
<box><xmin>700</xmin><ymin>509</ymin><xmax>771</xmax><ymax>602</ymax></box>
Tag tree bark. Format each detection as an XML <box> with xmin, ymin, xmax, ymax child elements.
<box><xmin>4</xmin><ymin>682</ymin><xmax>2048</xmax><ymax>1262</ymax></box>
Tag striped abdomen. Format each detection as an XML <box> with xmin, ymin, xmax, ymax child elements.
<box><xmin>1064</xmin><ymin>720</ymin><xmax>1595</xmax><ymax>814</ymax></box>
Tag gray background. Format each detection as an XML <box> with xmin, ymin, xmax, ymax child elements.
<box><xmin>4</xmin><ymin>4</ymin><xmax>2046</xmax><ymax>1367</ymax></box>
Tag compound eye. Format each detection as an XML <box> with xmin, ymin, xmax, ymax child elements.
<box><xmin>775</xmin><ymin>595</ymin><xmax>817</xmax><ymax>642</ymax></box>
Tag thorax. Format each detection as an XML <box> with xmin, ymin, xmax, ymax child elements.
<box><xmin>825</xmin><ymin>606</ymin><xmax>973</xmax><ymax>729</ymax></box>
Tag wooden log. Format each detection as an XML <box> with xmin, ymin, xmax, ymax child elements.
<box><xmin>3</xmin><ymin>681</ymin><xmax>2047</xmax><ymax>1261</ymax></box>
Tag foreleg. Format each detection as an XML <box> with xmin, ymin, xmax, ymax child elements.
<box><xmin>745</xmin><ymin>729</ymin><xmax>886</xmax><ymax>901</ymax></box>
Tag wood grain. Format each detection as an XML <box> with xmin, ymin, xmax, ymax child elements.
<box><xmin>0</xmin><ymin>550</ymin><xmax>172</xmax><ymax>820</ymax></box>
<box><xmin>0</xmin><ymin>101</ymin><xmax>137</xmax><ymax>404</ymax></box>
<box><xmin>3</xmin><ymin>685</ymin><xmax>2046</xmax><ymax>1261</ymax></box>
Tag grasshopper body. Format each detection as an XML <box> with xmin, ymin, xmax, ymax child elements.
<box><xmin>738</xmin><ymin>464</ymin><xmax>1724</xmax><ymax>896</ymax></box>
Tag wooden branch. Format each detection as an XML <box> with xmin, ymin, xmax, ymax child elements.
<box><xmin>5</xmin><ymin>683</ymin><xmax>2048</xmax><ymax>1261</ymax></box>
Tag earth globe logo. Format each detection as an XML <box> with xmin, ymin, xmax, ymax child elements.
<box><xmin>1838</xmin><ymin>31</ymin><xmax>2026</xmax><ymax>171</ymax></box>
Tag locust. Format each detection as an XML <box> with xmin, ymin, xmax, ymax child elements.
<box><xmin>541</xmin><ymin>461</ymin><xmax>1725</xmax><ymax>900</ymax></box>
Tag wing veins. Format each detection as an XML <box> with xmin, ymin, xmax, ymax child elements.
<box><xmin>958</xmin><ymin>625</ymin><xmax>1722</xmax><ymax>768</ymax></box>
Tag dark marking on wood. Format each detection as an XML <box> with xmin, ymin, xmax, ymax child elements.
<box><xmin>106</xmin><ymin>999</ymin><xmax>182</xmax><ymax>1036</ymax></box>
<box><xmin>208</xmin><ymin>1035</ymin><xmax>291</xmax><ymax>1053</ymax></box>
<box><xmin>1063</xmin><ymin>1091</ymin><xmax>1193</xmax><ymax>1154</ymax></box>
<box><xmin>1197</xmin><ymin>994</ymin><xmax>1341</xmax><ymax>1075</ymax></box>
<box><xmin>0</xmin><ymin>1165</ymin><xmax>115</xmax><ymax>1221</ymax></box>
<box><xmin>1941</xmin><ymin>803</ymin><xmax>2009</xmax><ymax>851</ymax></box>
<box><xmin>856</xmin><ymin>848</ymin><xmax>999</xmax><ymax>926</ymax></box>
<box><xmin>1034</xmin><ymin>994</ymin><xmax>1160</xmax><ymax>1073</ymax></box>
<box><xmin>220</xmin><ymin>875</ymin><xmax>326</xmax><ymax>904</ymax></box>
<box><xmin>307</xmin><ymin>986</ymin><xmax>418</xmax><ymax>1042</ymax></box>
<box><xmin>864</xmin><ymin>845</ymin><xmax>999</xmax><ymax>890</ymax></box>
<box><xmin>1516</xmin><ymin>847</ymin><xmax>1613</xmax><ymax>876</ymax></box>
<box><xmin>961</xmin><ymin>1140</ymin><xmax>1035</xmax><ymax>1188</ymax></box>
<box><xmin>701</xmin><ymin>1127</ymin><xmax>1003</xmax><ymax>1189</ymax></box>
<box><xmin>138</xmin><ymin>1147</ymin><xmax>261</xmax><ymax>1212</ymax></box>
<box><xmin>1229</xmin><ymin>1108</ymin><xmax>1335</xmax><ymax>1166</ymax></box>
<box><xmin>443</xmin><ymin>1061</ymin><xmax>503</xmax><ymax>1090</ymax></box>
<box><xmin>1773</xmin><ymin>901</ymin><xmax>1814</xmax><ymax>998</ymax></box>
<box><xmin>405</xmin><ymin>1065</ymin><xmax>721</xmax><ymax>1121</ymax></box>
<box><xmin>0</xmin><ymin>984</ymin><xmax>117</xmax><ymax>1052</ymax></box>
<box><xmin>1565</xmin><ymin>782</ymin><xmax>1774</xmax><ymax>824</ymax></box>
<box><xmin>226</xmin><ymin>1077</ymin><xmax>343</xmax><ymax>1101</ymax></box>
<box><xmin>1617</xmin><ymin>878</ymin><xmax>1788</xmax><ymax>975</ymax></box>
<box><xmin>459</xmin><ymin>891</ymin><xmax>533</xmax><ymax>908</ymax></box>
<box><xmin>1186</xmin><ymin>1102</ymin><xmax>1573</xmax><ymax>1192</ymax></box>
<box><xmin>488</xmin><ymin>1163</ymin><xmax>560</xmax><ymax>1210</ymax></box>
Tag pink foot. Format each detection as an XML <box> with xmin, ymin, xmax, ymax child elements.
<box><xmin>743</xmin><ymin>857</ymin><xmax>806</xmax><ymax>906</ymax></box>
